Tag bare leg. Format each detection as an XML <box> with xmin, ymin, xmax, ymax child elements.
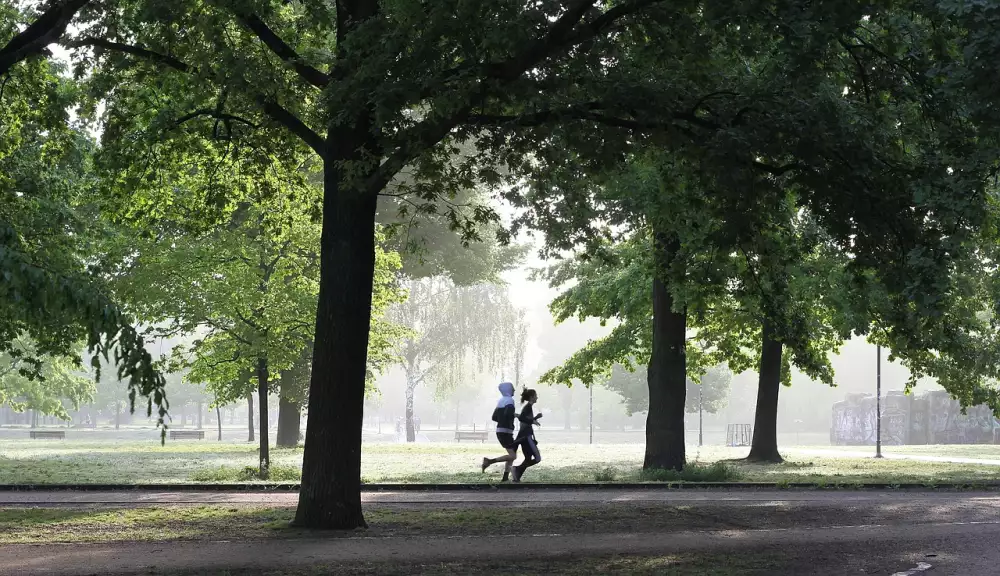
<box><xmin>482</xmin><ymin>448</ymin><xmax>517</xmax><ymax>472</ymax></box>
<box><xmin>501</xmin><ymin>447</ymin><xmax>516</xmax><ymax>481</ymax></box>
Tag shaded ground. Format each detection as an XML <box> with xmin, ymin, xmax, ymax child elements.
<box><xmin>4</xmin><ymin>493</ymin><xmax>1000</xmax><ymax>544</ymax></box>
<box><xmin>2</xmin><ymin>440</ymin><xmax>1000</xmax><ymax>486</ymax></box>
<box><xmin>1</xmin><ymin>490</ymin><xmax>998</xmax><ymax>574</ymax></box>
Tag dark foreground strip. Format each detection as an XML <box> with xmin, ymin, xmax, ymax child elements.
<box><xmin>1</xmin><ymin>482</ymin><xmax>999</xmax><ymax>492</ymax></box>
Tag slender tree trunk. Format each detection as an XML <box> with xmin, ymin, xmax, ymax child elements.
<box><xmin>276</xmin><ymin>394</ymin><xmax>301</xmax><ymax>447</ymax></box>
<box><xmin>276</xmin><ymin>345</ymin><xmax>309</xmax><ymax>448</ymax></box>
<box><xmin>196</xmin><ymin>402</ymin><xmax>203</xmax><ymax>430</ymax></box>
<box><xmin>292</xmin><ymin>154</ymin><xmax>379</xmax><ymax>530</ymax></box>
<box><xmin>115</xmin><ymin>402</ymin><xmax>121</xmax><ymax>430</ymax></box>
<box><xmin>257</xmin><ymin>357</ymin><xmax>271</xmax><ymax>479</ymax></box>
<box><xmin>561</xmin><ymin>388</ymin><xmax>573</xmax><ymax>430</ymax></box>
<box><xmin>216</xmin><ymin>405</ymin><xmax>223</xmax><ymax>441</ymax></box>
<box><xmin>404</xmin><ymin>377</ymin><xmax>417</xmax><ymax>443</ymax></box>
<box><xmin>747</xmin><ymin>319</ymin><xmax>785</xmax><ymax>463</ymax></box>
<box><xmin>248</xmin><ymin>393</ymin><xmax>255</xmax><ymax>443</ymax></box>
<box><xmin>644</xmin><ymin>233</ymin><xmax>687</xmax><ymax>471</ymax></box>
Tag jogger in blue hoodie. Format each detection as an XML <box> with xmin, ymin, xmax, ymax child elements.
<box><xmin>481</xmin><ymin>382</ymin><xmax>518</xmax><ymax>482</ymax></box>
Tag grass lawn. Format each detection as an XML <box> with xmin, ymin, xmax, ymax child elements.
<box><xmin>800</xmin><ymin>444</ymin><xmax>1000</xmax><ymax>459</ymax></box>
<box><xmin>1</xmin><ymin>440</ymin><xmax>999</xmax><ymax>485</ymax></box>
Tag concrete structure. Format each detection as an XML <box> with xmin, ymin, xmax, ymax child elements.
<box><xmin>831</xmin><ymin>390</ymin><xmax>1000</xmax><ymax>445</ymax></box>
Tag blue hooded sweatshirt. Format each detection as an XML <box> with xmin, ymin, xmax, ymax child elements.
<box><xmin>491</xmin><ymin>382</ymin><xmax>516</xmax><ymax>433</ymax></box>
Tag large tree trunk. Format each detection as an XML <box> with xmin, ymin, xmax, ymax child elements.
<box><xmin>643</xmin><ymin>233</ymin><xmax>687</xmax><ymax>471</ymax></box>
<box><xmin>247</xmin><ymin>393</ymin><xmax>255</xmax><ymax>443</ymax></box>
<box><xmin>257</xmin><ymin>357</ymin><xmax>271</xmax><ymax>479</ymax></box>
<box><xmin>277</xmin><ymin>394</ymin><xmax>301</xmax><ymax>448</ymax></box>
<box><xmin>292</xmin><ymin>156</ymin><xmax>380</xmax><ymax>529</ymax></box>
<box><xmin>747</xmin><ymin>320</ymin><xmax>784</xmax><ymax>463</ymax></box>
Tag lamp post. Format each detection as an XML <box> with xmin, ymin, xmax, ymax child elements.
<box><xmin>698</xmin><ymin>383</ymin><xmax>704</xmax><ymax>447</ymax></box>
<box><xmin>589</xmin><ymin>384</ymin><xmax>593</xmax><ymax>445</ymax></box>
<box><xmin>876</xmin><ymin>344</ymin><xmax>883</xmax><ymax>459</ymax></box>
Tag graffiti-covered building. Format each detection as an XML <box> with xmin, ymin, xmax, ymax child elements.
<box><xmin>831</xmin><ymin>391</ymin><xmax>1000</xmax><ymax>446</ymax></box>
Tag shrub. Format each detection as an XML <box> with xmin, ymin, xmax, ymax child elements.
<box><xmin>191</xmin><ymin>465</ymin><xmax>301</xmax><ymax>482</ymax></box>
<box><xmin>594</xmin><ymin>467</ymin><xmax>618</xmax><ymax>482</ymax></box>
<box><xmin>639</xmin><ymin>462</ymin><xmax>743</xmax><ymax>483</ymax></box>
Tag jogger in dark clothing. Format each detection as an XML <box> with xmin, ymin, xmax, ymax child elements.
<box><xmin>482</xmin><ymin>382</ymin><xmax>518</xmax><ymax>481</ymax></box>
<box><xmin>512</xmin><ymin>388</ymin><xmax>542</xmax><ymax>483</ymax></box>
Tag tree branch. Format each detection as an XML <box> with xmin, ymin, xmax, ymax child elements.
<box><xmin>68</xmin><ymin>37</ymin><xmax>193</xmax><ymax>73</ymax></box>
<box><xmin>365</xmin><ymin>104</ymin><xmax>473</xmax><ymax>196</ymax></box>
<box><xmin>67</xmin><ymin>37</ymin><xmax>327</xmax><ymax>158</ymax></box>
<box><xmin>236</xmin><ymin>13</ymin><xmax>331</xmax><ymax>88</ymax></box>
<box><xmin>205</xmin><ymin>351</ymin><xmax>242</xmax><ymax>369</ymax></box>
<box><xmin>560</xmin><ymin>0</ymin><xmax>667</xmax><ymax>54</ymax></box>
<box><xmin>464</xmin><ymin>102</ymin><xmax>704</xmax><ymax>132</ymax></box>
<box><xmin>752</xmin><ymin>161</ymin><xmax>803</xmax><ymax>177</ymax></box>
<box><xmin>0</xmin><ymin>0</ymin><xmax>90</xmax><ymax>75</ymax></box>
<box><xmin>490</xmin><ymin>0</ymin><xmax>599</xmax><ymax>81</ymax></box>
<box><xmin>838</xmin><ymin>39</ymin><xmax>872</xmax><ymax>104</ymax></box>
<box><xmin>369</xmin><ymin>0</ymin><xmax>667</xmax><ymax>196</ymax></box>
<box><xmin>256</xmin><ymin>96</ymin><xmax>327</xmax><ymax>158</ymax></box>
<box><xmin>174</xmin><ymin>108</ymin><xmax>259</xmax><ymax>129</ymax></box>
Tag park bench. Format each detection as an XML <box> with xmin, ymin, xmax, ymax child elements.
<box><xmin>454</xmin><ymin>430</ymin><xmax>488</xmax><ymax>443</ymax></box>
<box><xmin>170</xmin><ymin>430</ymin><xmax>205</xmax><ymax>440</ymax></box>
<box><xmin>29</xmin><ymin>430</ymin><xmax>65</xmax><ymax>440</ymax></box>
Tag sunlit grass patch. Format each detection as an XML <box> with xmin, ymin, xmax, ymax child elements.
<box><xmin>1</xmin><ymin>439</ymin><xmax>998</xmax><ymax>486</ymax></box>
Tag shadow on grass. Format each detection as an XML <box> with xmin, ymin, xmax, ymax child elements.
<box><xmin>0</xmin><ymin>506</ymin><xmax>300</xmax><ymax>544</ymax></box>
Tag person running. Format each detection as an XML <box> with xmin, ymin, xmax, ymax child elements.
<box><xmin>482</xmin><ymin>382</ymin><xmax>518</xmax><ymax>481</ymax></box>
<box><xmin>512</xmin><ymin>387</ymin><xmax>542</xmax><ymax>483</ymax></box>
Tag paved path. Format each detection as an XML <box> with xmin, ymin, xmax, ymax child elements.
<box><xmin>792</xmin><ymin>447</ymin><xmax>1000</xmax><ymax>466</ymax></box>
<box><xmin>4</xmin><ymin>488</ymin><xmax>1000</xmax><ymax>505</ymax></box>
<box><xmin>3</xmin><ymin>519</ymin><xmax>999</xmax><ymax>575</ymax></box>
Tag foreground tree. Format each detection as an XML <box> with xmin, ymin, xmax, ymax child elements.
<box><xmin>9</xmin><ymin>0</ymin><xmax>674</xmax><ymax>529</ymax></box>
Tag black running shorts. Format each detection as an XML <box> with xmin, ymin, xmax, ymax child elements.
<box><xmin>496</xmin><ymin>432</ymin><xmax>516</xmax><ymax>449</ymax></box>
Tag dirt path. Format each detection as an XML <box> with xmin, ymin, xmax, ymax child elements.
<box><xmin>3</xmin><ymin>520</ymin><xmax>999</xmax><ymax>575</ymax></box>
